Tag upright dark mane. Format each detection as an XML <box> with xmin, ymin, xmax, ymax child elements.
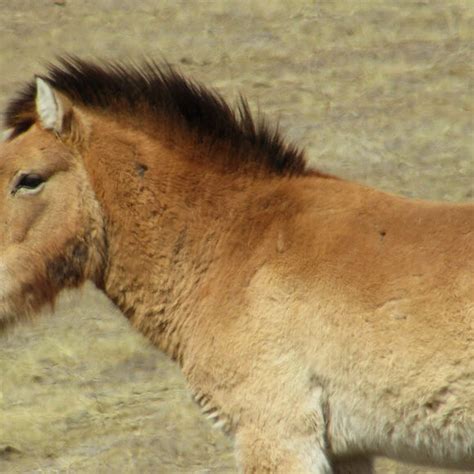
<box><xmin>4</xmin><ymin>57</ymin><xmax>307</xmax><ymax>176</ymax></box>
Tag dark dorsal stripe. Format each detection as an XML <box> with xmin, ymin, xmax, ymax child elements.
<box><xmin>4</xmin><ymin>57</ymin><xmax>307</xmax><ymax>176</ymax></box>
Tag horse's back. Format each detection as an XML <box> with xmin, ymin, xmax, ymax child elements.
<box><xmin>278</xmin><ymin>178</ymin><xmax>474</xmax><ymax>465</ymax></box>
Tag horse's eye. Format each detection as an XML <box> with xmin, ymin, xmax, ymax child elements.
<box><xmin>13</xmin><ymin>173</ymin><xmax>45</xmax><ymax>194</ymax></box>
<box><xmin>18</xmin><ymin>174</ymin><xmax>44</xmax><ymax>189</ymax></box>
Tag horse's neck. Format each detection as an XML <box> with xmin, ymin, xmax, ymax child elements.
<box><xmin>82</xmin><ymin>119</ymin><xmax>258</xmax><ymax>357</ymax></box>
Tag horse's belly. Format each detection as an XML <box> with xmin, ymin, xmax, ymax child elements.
<box><xmin>327</xmin><ymin>393</ymin><xmax>474</xmax><ymax>469</ymax></box>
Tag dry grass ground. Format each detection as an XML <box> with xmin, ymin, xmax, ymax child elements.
<box><xmin>0</xmin><ymin>1</ymin><xmax>473</xmax><ymax>473</ymax></box>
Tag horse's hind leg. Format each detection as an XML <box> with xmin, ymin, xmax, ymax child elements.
<box><xmin>235</xmin><ymin>425</ymin><xmax>333</xmax><ymax>473</ymax></box>
<box><xmin>333</xmin><ymin>456</ymin><xmax>374</xmax><ymax>474</ymax></box>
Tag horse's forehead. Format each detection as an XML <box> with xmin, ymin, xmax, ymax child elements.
<box><xmin>0</xmin><ymin>133</ymin><xmax>30</xmax><ymax>161</ymax></box>
<box><xmin>0</xmin><ymin>129</ymin><xmax>60</xmax><ymax>169</ymax></box>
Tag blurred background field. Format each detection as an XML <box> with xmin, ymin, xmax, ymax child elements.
<box><xmin>0</xmin><ymin>1</ymin><xmax>473</xmax><ymax>473</ymax></box>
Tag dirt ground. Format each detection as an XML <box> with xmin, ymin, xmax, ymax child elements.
<box><xmin>0</xmin><ymin>1</ymin><xmax>473</xmax><ymax>473</ymax></box>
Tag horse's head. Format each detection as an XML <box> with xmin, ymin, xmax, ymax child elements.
<box><xmin>0</xmin><ymin>79</ymin><xmax>106</xmax><ymax>331</ymax></box>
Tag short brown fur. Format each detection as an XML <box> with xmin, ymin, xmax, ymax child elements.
<box><xmin>0</xmin><ymin>59</ymin><xmax>472</xmax><ymax>473</ymax></box>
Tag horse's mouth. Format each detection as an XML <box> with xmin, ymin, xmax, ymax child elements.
<box><xmin>0</xmin><ymin>309</ymin><xmax>22</xmax><ymax>334</ymax></box>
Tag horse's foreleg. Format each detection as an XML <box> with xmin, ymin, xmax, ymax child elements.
<box><xmin>235</xmin><ymin>425</ymin><xmax>333</xmax><ymax>474</ymax></box>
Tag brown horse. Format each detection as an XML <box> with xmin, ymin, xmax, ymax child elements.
<box><xmin>1</xmin><ymin>58</ymin><xmax>473</xmax><ymax>473</ymax></box>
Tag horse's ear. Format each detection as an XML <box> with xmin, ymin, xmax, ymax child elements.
<box><xmin>1</xmin><ymin>128</ymin><xmax>14</xmax><ymax>142</ymax></box>
<box><xmin>35</xmin><ymin>77</ymin><xmax>73</xmax><ymax>134</ymax></box>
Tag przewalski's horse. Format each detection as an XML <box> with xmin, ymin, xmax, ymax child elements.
<box><xmin>0</xmin><ymin>58</ymin><xmax>473</xmax><ymax>473</ymax></box>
